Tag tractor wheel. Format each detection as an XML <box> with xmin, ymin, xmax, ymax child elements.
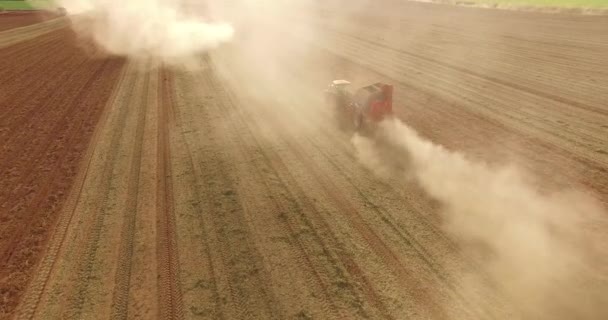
<box><xmin>353</xmin><ymin>113</ymin><xmax>363</xmax><ymax>131</ymax></box>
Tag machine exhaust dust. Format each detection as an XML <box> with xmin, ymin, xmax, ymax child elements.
<box><xmin>352</xmin><ymin>118</ymin><xmax>608</xmax><ymax>319</ymax></box>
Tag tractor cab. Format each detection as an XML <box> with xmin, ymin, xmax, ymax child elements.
<box><xmin>325</xmin><ymin>80</ymin><xmax>353</xmax><ymax>108</ymax></box>
<box><xmin>325</xmin><ymin>80</ymin><xmax>352</xmax><ymax>97</ymax></box>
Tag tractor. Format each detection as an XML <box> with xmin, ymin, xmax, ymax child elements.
<box><xmin>324</xmin><ymin>80</ymin><xmax>393</xmax><ymax>132</ymax></box>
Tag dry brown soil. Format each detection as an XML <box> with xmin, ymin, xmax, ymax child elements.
<box><xmin>0</xmin><ymin>11</ymin><xmax>60</xmax><ymax>32</ymax></box>
<box><xmin>0</xmin><ymin>27</ymin><xmax>125</xmax><ymax>318</ymax></box>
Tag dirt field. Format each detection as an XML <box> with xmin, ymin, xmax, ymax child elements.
<box><xmin>315</xmin><ymin>2</ymin><xmax>608</xmax><ymax>200</ymax></box>
<box><xmin>0</xmin><ymin>28</ymin><xmax>125</xmax><ymax>317</ymax></box>
<box><xmin>1</xmin><ymin>1</ymin><xmax>607</xmax><ymax>319</ymax></box>
<box><xmin>0</xmin><ymin>11</ymin><xmax>60</xmax><ymax>32</ymax></box>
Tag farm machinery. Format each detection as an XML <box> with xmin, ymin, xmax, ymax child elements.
<box><xmin>324</xmin><ymin>80</ymin><xmax>393</xmax><ymax>131</ymax></box>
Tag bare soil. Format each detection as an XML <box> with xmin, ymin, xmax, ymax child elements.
<box><xmin>0</xmin><ymin>11</ymin><xmax>60</xmax><ymax>32</ymax></box>
<box><xmin>1</xmin><ymin>2</ymin><xmax>607</xmax><ymax>319</ymax></box>
<box><xmin>0</xmin><ymin>27</ymin><xmax>125</xmax><ymax>318</ymax></box>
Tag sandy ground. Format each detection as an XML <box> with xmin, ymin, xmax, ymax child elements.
<box><xmin>1</xmin><ymin>1</ymin><xmax>607</xmax><ymax>319</ymax></box>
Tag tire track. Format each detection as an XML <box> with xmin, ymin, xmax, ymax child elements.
<box><xmin>156</xmin><ymin>66</ymin><xmax>185</xmax><ymax>320</ymax></box>
<box><xmin>173</xmin><ymin>65</ymin><xmax>284</xmax><ymax>319</ymax></box>
<box><xmin>109</xmin><ymin>63</ymin><xmax>152</xmax><ymax>319</ymax></box>
<box><xmin>55</xmin><ymin>64</ymin><xmax>142</xmax><ymax>320</ymax></box>
<box><xmin>169</xmin><ymin>70</ymin><xmax>224</xmax><ymax>320</ymax></box>
<box><xmin>173</xmin><ymin>70</ymin><xmax>269</xmax><ymax>319</ymax></box>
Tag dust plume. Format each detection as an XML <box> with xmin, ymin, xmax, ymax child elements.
<box><xmin>353</xmin><ymin>118</ymin><xmax>608</xmax><ymax>319</ymax></box>
<box><xmin>47</xmin><ymin>0</ymin><xmax>234</xmax><ymax>59</ymax></box>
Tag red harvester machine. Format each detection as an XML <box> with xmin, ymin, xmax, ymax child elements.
<box><xmin>324</xmin><ymin>80</ymin><xmax>393</xmax><ymax>131</ymax></box>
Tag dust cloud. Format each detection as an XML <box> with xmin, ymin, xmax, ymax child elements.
<box><xmin>45</xmin><ymin>0</ymin><xmax>234</xmax><ymax>59</ymax></box>
<box><xmin>353</xmin><ymin>118</ymin><xmax>608</xmax><ymax>319</ymax></box>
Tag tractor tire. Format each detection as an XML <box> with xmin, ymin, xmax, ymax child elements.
<box><xmin>353</xmin><ymin>113</ymin><xmax>363</xmax><ymax>131</ymax></box>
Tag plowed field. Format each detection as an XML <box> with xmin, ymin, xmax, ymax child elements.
<box><xmin>0</xmin><ymin>26</ymin><xmax>125</xmax><ymax>317</ymax></box>
<box><xmin>0</xmin><ymin>11</ymin><xmax>60</xmax><ymax>32</ymax></box>
<box><xmin>1</xmin><ymin>2</ymin><xmax>607</xmax><ymax>320</ymax></box>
